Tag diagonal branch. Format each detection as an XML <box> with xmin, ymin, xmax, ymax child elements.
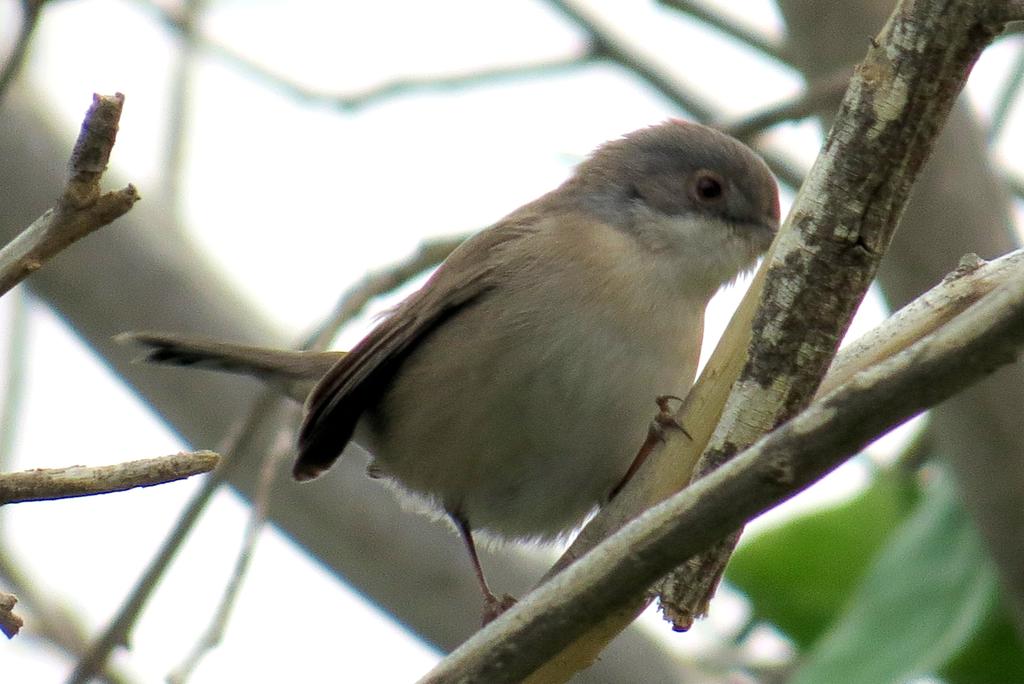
<box><xmin>988</xmin><ymin>40</ymin><xmax>1024</xmax><ymax>142</ymax></box>
<box><xmin>166</xmin><ymin>439</ymin><xmax>289</xmax><ymax>683</ymax></box>
<box><xmin>66</xmin><ymin>393</ymin><xmax>292</xmax><ymax>684</ymax></box>
<box><xmin>656</xmin><ymin>0</ymin><xmax>789</xmax><ymax>63</ymax></box>
<box><xmin>304</xmin><ymin>235</ymin><xmax>465</xmax><ymax>350</ymax></box>
<box><xmin>721</xmin><ymin>67</ymin><xmax>852</xmax><ymax>142</ymax></box>
<box><xmin>0</xmin><ymin>0</ymin><xmax>43</xmax><ymax>102</ymax></box>
<box><xmin>546</xmin><ymin>0</ymin><xmax>716</xmax><ymax>121</ymax></box>
<box><xmin>658</xmin><ymin>0</ymin><xmax>1010</xmax><ymax>631</ymax></box>
<box><xmin>163</xmin><ymin>0</ymin><xmax>208</xmax><ymax>221</ymax></box>
<box><xmin>544</xmin><ymin>0</ymin><xmax>808</xmax><ymax>190</ymax></box>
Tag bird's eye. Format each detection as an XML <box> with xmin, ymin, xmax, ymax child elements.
<box><xmin>692</xmin><ymin>171</ymin><xmax>724</xmax><ymax>202</ymax></box>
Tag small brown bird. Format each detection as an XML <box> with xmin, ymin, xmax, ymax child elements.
<box><xmin>128</xmin><ymin>120</ymin><xmax>779</xmax><ymax>622</ymax></box>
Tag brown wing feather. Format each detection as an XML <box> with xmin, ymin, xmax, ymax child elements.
<box><xmin>293</xmin><ymin>220</ymin><xmax>539</xmax><ymax>481</ymax></box>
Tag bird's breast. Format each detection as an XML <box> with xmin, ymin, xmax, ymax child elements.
<box><xmin>359</xmin><ymin>219</ymin><xmax>707</xmax><ymax>540</ymax></box>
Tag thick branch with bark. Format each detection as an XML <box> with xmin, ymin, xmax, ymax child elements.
<box><xmin>659</xmin><ymin>0</ymin><xmax>1012</xmax><ymax>629</ymax></box>
<box><xmin>778</xmin><ymin>0</ymin><xmax>1024</xmax><ymax>637</ymax></box>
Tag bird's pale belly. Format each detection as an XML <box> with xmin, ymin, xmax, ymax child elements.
<box><xmin>357</xmin><ymin>296</ymin><xmax>701</xmax><ymax>541</ymax></box>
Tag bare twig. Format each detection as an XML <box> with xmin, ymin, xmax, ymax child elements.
<box><xmin>167</xmin><ymin>439</ymin><xmax>289</xmax><ymax>683</ymax></box>
<box><xmin>544</xmin><ymin>0</ymin><xmax>807</xmax><ymax>190</ymax></box>
<box><xmin>0</xmin><ymin>290</ymin><xmax>29</xmax><ymax>476</ymax></box>
<box><xmin>74</xmin><ymin>280</ymin><xmax>358</xmax><ymax>680</ymax></box>
<box><xmin>142</xmin><ymin>1</ymin><xmax>598</xmax><ymax>112</ymax></box>
<box><xmin>988</xmin><ymin>41</ymin><xmax>1024</xmax><ymax>142</ymax></box>
<box><xmin>721</xmin><ymin>67</ymin><xmax>852</xmax><ymax>142</ymax></box>
<box><xmin>0</xmin><ymin>590</ymin><xmax>23</xmax><ymax>638</ymax></box>
<box><xmin>66</xmin><ymin>392</ymin><xmax>287</xmax><ymax>684</ymax></box>
<box><xmin>0</xmin><ymin>93</ymin><xmax>139</xmax><ymax>298</ymax></box>
<box><xmin>0</xmin><ymin>293</ymin><xmax>133</xmax><ymax>678</ymax></box>
<box><xmin>164</xmin><ymin>0</ymin><xmax>207</xmax><ymax>219</ymax></box>
<box><xmin>167</xmin><ymin>242</ymin><xmax>384</xmax><ymax>679</ymax></box>
<box><xmin>656</xmin><ymin>0</ymin><xmax>788</xmax><ymax>63</ymax></box>
<box><xmin>0</xmin><ymin>555</ymin><xmax>134</xmax><ymax>682</ymax></box>
<box><xmin>0</xmin><ymin>0</ymin><xmax>43</xmax><ymax>102</ymax></box>
<box><xmin>304</xmin><ymin>235</ymin><xmax>466</xmax><ymax>350</ymax></box>
<box><xmin>324</xmin><ymin>53</ymin><xmax>599</xmax><ymax>111</ymax></box>
<box><xmin>546</xmin><ymin>0</ymin><xmax>715</xmax><ymax>121</ymax></box>
<box><xmin>0</xmin><ymin>451</ymin><xmax>219</xmax><ymax>504</ymax></box>
<box><xmin>1007</xmin><ymin>169</ymin><xmax>1024</xmax><ymax>199</ymax></box>
<box><xmin>420</xmin><ymin>257</ymin><xmax>1024</xmax><ymax>684</ymax></box>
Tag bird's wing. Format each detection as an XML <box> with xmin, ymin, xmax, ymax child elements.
<box><xmin>294</xmin><ymin>220</ymin><xmax>538</xmax><ymax>480</ymax></box>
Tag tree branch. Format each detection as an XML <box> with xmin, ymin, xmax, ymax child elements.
<box><xmin>546</xmin><ymin>0</ymin><xmax>716</xmax><ymax>121</ymax></box>
<box><xmin>163</xmin><ymin>0</ymin><xmax>208</xmax><ymax>222</ymax></box>
<box><xmin>166</xmin><ymin>439</ymin><xmax>289</xmax><ymax>683</ymax></box>
<box><xmin>525</xmin><ymin>247</ymin><xmax>1024</xmax><ymax>680</ymax></box>
<box><xmin>0</xmin><ymin>0</ymin><xmax>43</xmax><ymax>102</ymax></box>
<box><xmin>0</xmin><ymin>451</ymin><xmax>219</xmax><ymax>505</ymax></box>
<box><xmin>544</xmin><ymin>0</ymin><xmax>808</xmax><ymax>190</ymax></box>
<box><xmin>656</xmin><ymin>0</ymin><xmax>788</xmax><ymax>63</ymax></box>
<box><xmin>0</xmin><ymin>93</ymin><xmax>139</xmax><ymax>298</ymax></box>
<box><xmin>303</xmin><ymin>235</ymin><xmax>465</xmax><ymax>350</ymax></box>
<box><xmin>0</xmin><ymin>554</ymin><xmax>134</xmax><ymax>682</ymax></box>
<box><xmin>420</xmin><ymin>250</ymin><xmax>1024</xmax><ymax>684</ymax></box>
<box><xmin>658</xmin><ymin>0</ymin><xmax>1011</xmax><ymax>631</ymax></box>
<box><xmin>721</xmin><ymin>67</ymin><xmax>852</xmax><ymax>142</ymax></box>
<box><xmin>987</xmin><ymin>40</ymin><xmax>1024</xmax><ymax>142</ymax></box>
<box><xmin>66</xmin><ymin>395</ymin><xmax>289</xmax><ymax>684</ymax></box>
<box><xmin>779</xmin><ymin>0</ymin><xmax>1024</xmax><ymax>636</ymax></box>
<box><xmin>145</xmin><ymin>1</ymin><xmax>598</xmax><ymax>112</ymax></box>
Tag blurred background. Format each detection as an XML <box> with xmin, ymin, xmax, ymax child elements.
<box><xmin>1</xmin><ymin>0</ymin><xmax>1023</xmax><ymax>681</ymax></box>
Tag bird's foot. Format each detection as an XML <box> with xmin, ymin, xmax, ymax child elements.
<box><xmin>482</xmin><ymin>593</ymin><xmax>518</xmax><ymax>625</ymax></box>
<box><xmin>609</xmin><ymin>395</ymin><xmax>691</xmax><ymax>500</ymax></box>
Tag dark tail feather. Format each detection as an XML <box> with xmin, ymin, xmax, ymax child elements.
<box><xmin>116</xmin><ymin>332</ymin><xmax>343</xmax><ymax>401</ymax></box>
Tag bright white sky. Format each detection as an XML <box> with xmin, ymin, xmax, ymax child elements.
<box><xmin>1</xmin><ymin>1</ymin><xmax>1022</xmax><ymax>681</ymax></box>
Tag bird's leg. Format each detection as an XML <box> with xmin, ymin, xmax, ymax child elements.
<box><xmin>609</xmin><ymin>395</ymin><xmax>691</xmax><ymax>500</ymax></box>
<box><xmin>452</xmin><ymin>513</ymin><xmax>517</xmax><ymax>625</ymax></box>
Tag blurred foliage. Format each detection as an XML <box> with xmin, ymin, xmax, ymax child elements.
<box><xmin>727</xmin><ymin>465</ymin><xmax>919</xmax><ymax>647</ymax></box>
<box><xmin>942</xmin><ymin>592</ymin><xmax>1024</xmax><ymax>683</ymax></box>
<box><xmin>729</xmin><ymin>468</ymin><xmax>1024</xmax><ymax>683</ymax></box>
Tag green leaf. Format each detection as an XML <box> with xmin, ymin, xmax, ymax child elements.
<box><xmin>790</xmin><ymin>478</ymin><xmax>998</xmax><ymax>684</ymax></box>
<box><xmin>727</xmin><ymin>468</ymin><xmax>917</xmax><ymax>647</ymax></box>
<box><xmin>942</xmin><ymin>602</ymin><xmax>1024</xmax><ymax>684</ymax></box>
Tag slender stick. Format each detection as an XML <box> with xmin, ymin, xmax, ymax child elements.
<box><xmin>0</xmin><ymin>452</ymin><xmax>219</xmax><ymax>505</ymax></box>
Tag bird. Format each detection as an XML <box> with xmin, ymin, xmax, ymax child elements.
<box><xmin>125</xmin><ymin>120</ymin><xmax>780</xmax><ymax>622</ymax></box>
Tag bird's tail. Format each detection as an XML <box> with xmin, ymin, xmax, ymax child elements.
<box><xmin>117</xmin><ymin>332</ymin><xmax>343</xmax><ymax>400</ymax></box>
